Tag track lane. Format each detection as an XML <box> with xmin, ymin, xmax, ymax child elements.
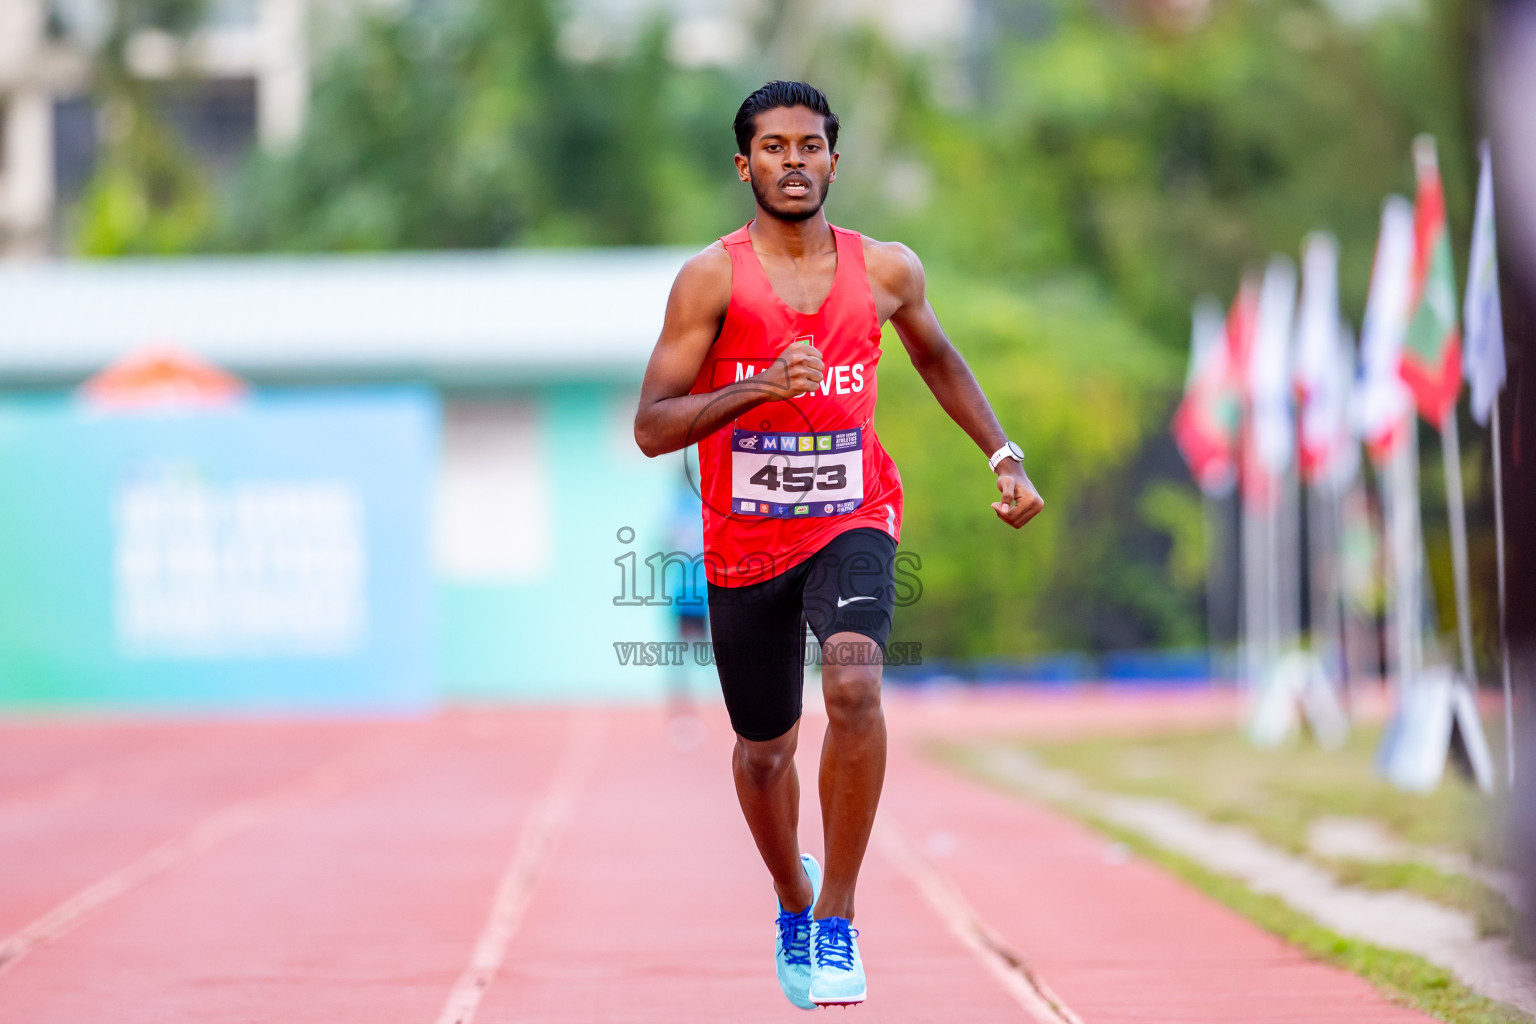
<box><xmin>879</xmin><ymin>725</ymin><xmax>1437</xmax><ymax>1024</ymax></box>
<box><xmin>476</xmin><ymin>708</ymin><xmax>1032</xmax><ymax>1023</ymax></box>
<box><xmin>0</xmin><ymin>713</ymin><xmax>565</xmax><ymax>1024</ymax></box>
<box><xmin>0</xmin><ymin>720</ymin><xmax>381</xmax><ymax>937</ymax></box>
<box><xmin>0</xmin><ymin>694</ymin><xmax>1456</xmax><ymax>1023</ymax></box>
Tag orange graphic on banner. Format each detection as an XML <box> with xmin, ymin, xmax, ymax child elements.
<box><xmin>80</xmin><ymin>345</ymin><xmax>246</xmax><ymax>411</ymax></box>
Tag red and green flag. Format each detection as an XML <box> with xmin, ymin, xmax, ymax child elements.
<box><xmin>1402</xmin><ymin>136</ymin><xmax>1463</xmax><ymax>427</ymax></box>
<box><xmin>1173</xmin><ymin>286</ymin><xmax>1251</xmax><ymax>496</ymax></box>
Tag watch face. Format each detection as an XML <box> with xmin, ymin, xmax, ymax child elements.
<box><xmin>1008</xmin><ymin>442</ymin><xmax>1024</xmax><ymax>461</ymax></box>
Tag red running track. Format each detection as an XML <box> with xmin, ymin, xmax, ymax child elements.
<box><xmin>0</xmin><ymin>691</ymin><xmax>1433</xmax><ymax>1023</ymax></box>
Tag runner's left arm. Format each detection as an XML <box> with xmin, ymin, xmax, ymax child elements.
<box><xmin>877</xmin><ymin>244</ymin><xmax>1044</xmax><ymax>530</ymax></box>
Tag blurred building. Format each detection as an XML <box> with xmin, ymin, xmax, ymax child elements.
<box><xmin>0</xmin><ymin>249</ymin><xmax>700</xmax><ymax>705</ymax></box>
<box><xmin>562</xmin><ymin>0</ymin><xmax>973</xmax><ymax>66</ymax></box>
<box><xmin>0</xmin><ymin>0</ymin><xmax>319</xmax><ymax>257</ymax></box>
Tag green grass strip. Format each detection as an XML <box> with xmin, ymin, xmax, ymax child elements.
<box><xmin>1325</xmin><ymin>859</ymin><xmax>1520</xmax><ymax>941</ymax></box>
<box><xmin>936</xmin><ymin>744</ymin><xmax>1532</xmax><ymax>1024</ymax></box>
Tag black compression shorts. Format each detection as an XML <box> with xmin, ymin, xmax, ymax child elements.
<box><xmin>706</xmin><ymin>527</ymin><xmax>897</xmax><ymax>742</ymax></box>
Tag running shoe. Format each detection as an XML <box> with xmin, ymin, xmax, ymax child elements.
<box><xmin>775</xmin><ymin>853</ymin><xmax>822</xmax><ymax>1010</ymax></box>
<box><xmin>808</xmin><ymin>915</ymin><xmax>866</xmax><ymax>1006</ymax></box>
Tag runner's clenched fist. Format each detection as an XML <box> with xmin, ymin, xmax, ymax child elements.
<box><xmin>761</xmin><ymin>339</ymin><xmax>825</xmax><ymax>398</ymax></box>
<box><xmin>992</xmin><ymin>469</ymin><xmax>1044</xmax><ymax>528</ymax></box>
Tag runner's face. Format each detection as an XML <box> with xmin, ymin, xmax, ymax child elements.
<box><xmin>734</xmin><ymin>106</ymin><xmax>837</xmax><ymax>223</ymax></box>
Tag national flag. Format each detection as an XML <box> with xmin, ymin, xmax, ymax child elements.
<box><xmin>1218</xmin><ymin>275</ymin><xmax>1265</xmax><ymax>502</ymax></box>
<box><xmin>1294</xmin><ymin>233</ymin><xmax>1351</xmax><ymax>484</ymax></box>
<box><xmin>1463</xmin><ymin>142</ymin><xmax>1505</xmax><ymax>426</ymax></box>
<box><xmin>1356</xmin><ymin>196</ymin><xmax>1415</xmax><ymax>463</ymax></box>
<box><xmin>1172</xmin><ymin>296</ymin><xmax>1239</xmax><ymax>495</ymax></box>
<box><xmin>1248</xmin><ymin>256</ymin><xmax>1297</xmax><ymax>480</ymax></box>
<box><xmin>1334</xmin><ymin>325</ymin><xmax>1362</xmax><ymax>486</ymax></box>
<box><xmin>1225</xmin><ymin>274</ymin><xmax>1260</xmax><ymax>381</ymax></box>
<box><xmin>1402</xmin><ymin>136</ymin><xmax>1463</xmax><ymax>426</ymax></box>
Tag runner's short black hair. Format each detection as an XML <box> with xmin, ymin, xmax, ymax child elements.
<box><xmin>733</xmin><ymin>81</ymin><xmax>839</xmax><ymax>155</ymax></box>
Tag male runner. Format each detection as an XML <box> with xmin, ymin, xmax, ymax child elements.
<box><xmin>634</xmin><ymin>81</ymin><xmax>1043</xmax><ymax>1009</ymax></box>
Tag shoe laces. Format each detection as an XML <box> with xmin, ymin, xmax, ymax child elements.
<box><xmin>813</xmin><ymin>916</ymin><xmax>859</xmax><ymax>971</ymax></box>
<box><xmin>776</xmin><ymin>906</ymin><xmax>813</xmax><ymax>966</ymax></box>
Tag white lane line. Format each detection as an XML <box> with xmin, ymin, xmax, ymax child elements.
<box><xmin>0</xmin><ymin>733</ymin><xmax>414</xmax><ymax>976</ymax></box>
<box><xmin>874</xmin><ymin>814</ymin><xmax>1084</xmax><ymax>1024</ymax></box>
<box><xmin>432</xmin><ymin>712</ymin><xmax>605</xmax><ymax>1024</ymax></box>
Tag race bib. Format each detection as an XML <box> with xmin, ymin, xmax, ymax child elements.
<box><xmin>730</xmin><ymin>428</ymin><xmax>864</xmax><ymax>519</ymax></box>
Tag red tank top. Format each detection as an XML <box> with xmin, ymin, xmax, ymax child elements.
<box><xmin>691</xmin><ymin>222</ymin><xmax>904</xmax><ymax>587</ymax></box>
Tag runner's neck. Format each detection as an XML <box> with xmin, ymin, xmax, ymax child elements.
<box><xmin>749</xmin><ymin>210</ymin><xmax>836</xmax><ymax>260</ymax></box>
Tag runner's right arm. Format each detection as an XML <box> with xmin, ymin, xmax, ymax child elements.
<box><xmin>635</xmin><ymin>246</ymin><xmax>826</xmax><ymax>458</ymax></box>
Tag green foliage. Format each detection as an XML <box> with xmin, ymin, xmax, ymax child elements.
<box><xmin>800</xmin><ymin>0</ymin><xmax>1475</xmax><ymax>654</ymax></box>
<box><xmin>735</xmin><ymin>15</ymin><xmax>1223</xmax><ymax>655</ymax></box>
<box><xmin>1328</xmin><ymin>858</ymin><xmax>1519</xmax><ymax>938</ymax></box>
<box><xmin>66</xmin><ymin>0</ymin><xmax>1477</xmax><ymax>657</ymax></box>
<box><xmin>1139</xmin><ymin>481</ymin><xmax>1208</xmax><ymax>591</ymax></box>
<box><xmin>71</xmin><ymin>0</ymin><xmax>216</xmax><ymax>255</ymax></box>
<box><xmin>75</xmin><ymin>112</ymin><xmax>213</xmax><ymax>256</ymax></box>
<box><xmin>1022</xmin><ymin>723</ymin><xmax>1505</xmax><ymax>864</ymax></box>
<box><xmin>831</xmin><ymin>0</ymin><xmax>1470</xmax><ymax>336</ymax></box>
<box><xmin>212</xmin><ymin>4</ymin><xmax>747</xmax><ymax>250</ymax></box>
<box><xmin>879</xmin><ymin>270</ymin><xmax>1182</xmax><ymax>654</ymax></box>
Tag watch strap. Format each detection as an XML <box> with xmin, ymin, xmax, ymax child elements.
<box><xmin>988</xmin><ymin>441</ymin><xmax>1022</xmax><ymax>472</ymax></box>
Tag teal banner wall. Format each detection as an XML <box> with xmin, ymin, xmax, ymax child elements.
<box><xmin>0</xmin><ymin>390</ymin><xmax>438</xmax><ymax>712</ymax></box>
<box><xmin>440</xmin><ymin>383</ymin><xmax>707</xmax><ymax>702</ymax></box>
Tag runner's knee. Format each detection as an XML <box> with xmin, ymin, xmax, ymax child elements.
<box><xmin>735</xmin><ymin>732</ymin><xmax>797</xmax><ymax>785</ymax></box>
<box><xmin>822</xmin><ymin>665</ymin><xmax>881</xmax><ymax>728</ymax></box>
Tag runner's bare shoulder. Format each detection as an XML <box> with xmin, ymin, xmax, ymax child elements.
<box><xmin>859</xmin><ymin>235</ymin><xmax>925</xmax><ymax>309</ymax></box>
<box><xmin>667</xmin><ymin>241</ymin><xmax>733</xmax><ymax>325</ymax></box>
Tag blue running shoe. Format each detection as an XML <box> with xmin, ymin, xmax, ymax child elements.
<box><xmin>774</xmin><ymin>854</ymin><xmax>822</xmax><ymax>1010</ymax></box>
<box><xmin>809</xmin><ymin>916</ymin><xmax>866</xmax><ymax>1006</ymax></box>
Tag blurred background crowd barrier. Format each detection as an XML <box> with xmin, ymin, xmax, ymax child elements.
<box><xmin>0</xmin><ymin>0</ymin><xmax>1525</xmax><ymax>722</ymax></box>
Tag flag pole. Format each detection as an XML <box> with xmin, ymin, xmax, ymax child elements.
<box><xmin>1492</xmin><ymin>399</ymin><xmax>1515</xmax><ymax>785</ymax></box>
<box><xmin>1266</xmin><ymin>490</ymin><xmax>1280</xmax><ymax>680</ymax></box>
<box><xmin>1311</xmin><ymin>473</ymin><xmax>1344</xmax><ymax>684</ymax></box>
<box><xmin>1437</xmin><ymin>409</ymin><xmax>1496</xmax><ymax>793</ymax></box>
<box><xmin>1202</xmin><ymin>493</ymin><xmax>1224</xmax><ymax>683</ymax></box>
<box><xmin>1442</xmin><ymin>409</ymin><xmax>1478</xmax><ymax>692</ymax></box>
<box><xmin>1391</xmin><ymin>423</ymin><xmax>1421</xmax><ymax>696</ymax></box>
<box><xmin>1463</xmin><ymin>140</ymin><xmax>1512</xmax><ymax>787</ymax></box>
<box><xmin>1243</xmin><ymin>489</ymin><xmax>1263</xmax><ymax>689</ymax></box>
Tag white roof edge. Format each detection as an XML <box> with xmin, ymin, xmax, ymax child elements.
<box><xmin>0</xmin><ymin>247</ymin><xmax>700</xmax><ymax>381</ymax></box>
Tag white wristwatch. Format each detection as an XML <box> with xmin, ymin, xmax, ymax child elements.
<box><xmin>988</xmin><ymin>440</ymin><xmax>1025</xmax><ymax>472</ymax></box>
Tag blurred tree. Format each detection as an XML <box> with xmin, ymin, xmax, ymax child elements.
<box><xmin>211</xmin><ymin>2</ymin><xmax>746</xmax><ymax>250</ymax></box>
<box><xmin>72</xmin><ymin>0</ymin><xmax>216</xmax><ymax>255</ymax></box>
<box><xmin>807</xmin><ymin>0</ymin><xmax>1474</xmax><ymax>656</ymax></box>
<box><xmin>835</xmin><ymin>0</ymin><xmax>1473</xmax><ymax>340</ymax></box>
<box><xmin>875</xmin><ymin>272</ymin><xmax>1183</xmax><ymax>655</ymax></box>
